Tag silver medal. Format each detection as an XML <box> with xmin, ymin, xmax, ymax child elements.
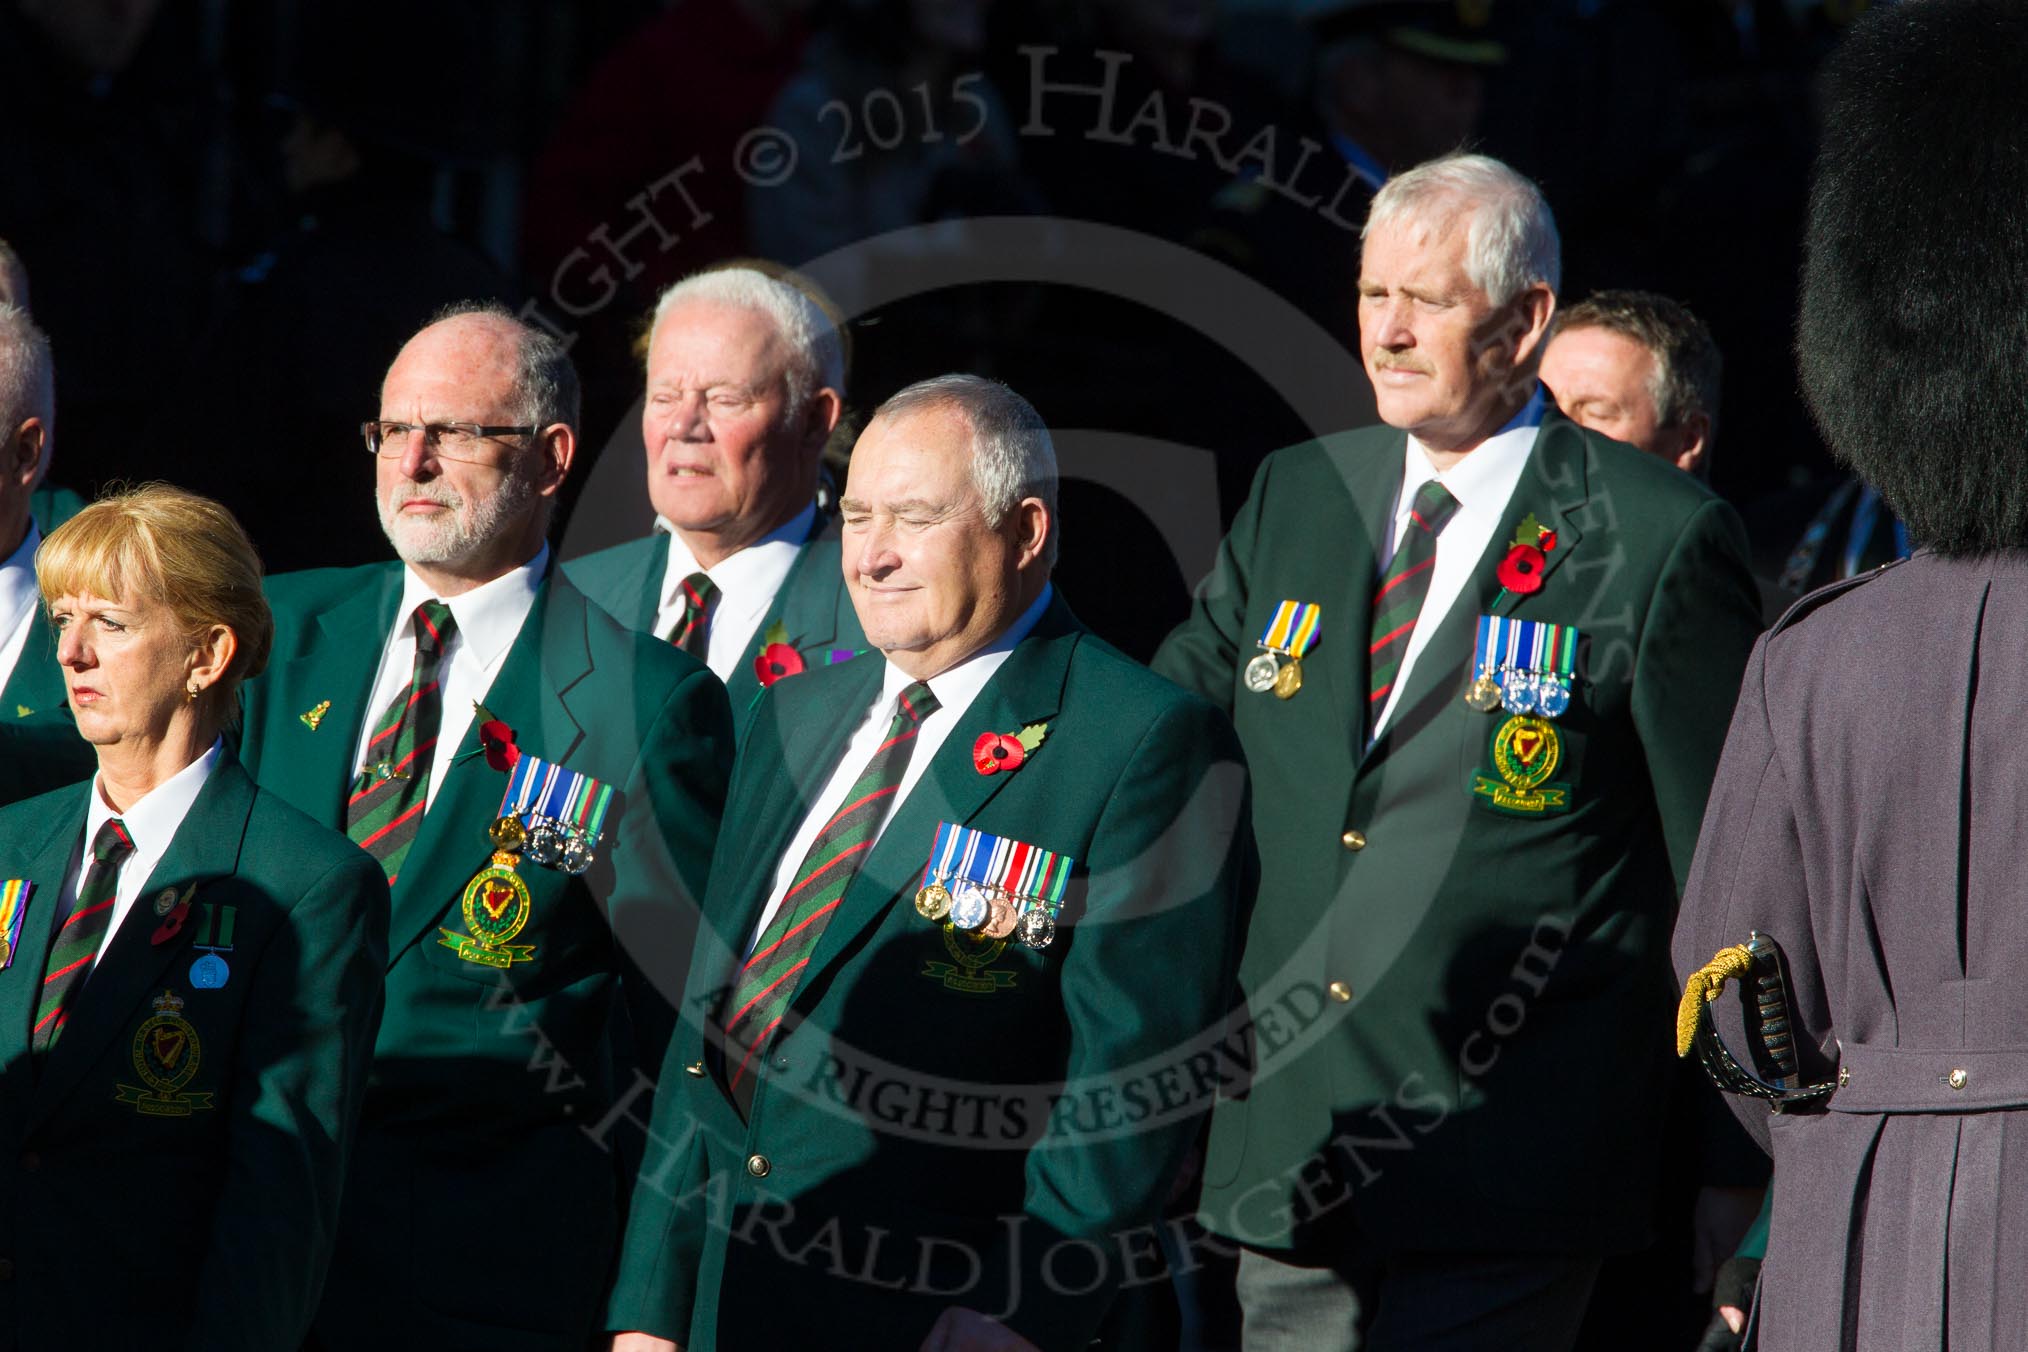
<box><xmin>950</xmin><ymin>880</ymin><xmax>991</xmax><ymax>932</ymax></box>
<box><xmin>1243</xmin><ymin>651</ymin><xmax>1283</xmax><ymax>694</ymax></box>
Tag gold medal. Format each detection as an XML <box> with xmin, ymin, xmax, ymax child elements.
<box><xmin>915</xmin><ymin>882</ymin><xmax>953</xmax><ymax>922</ymax></box>
<box><xmin>1273</xmin><ymin>658</ymin><xmax>1303</xmax><ymax>699</ymax></box>
<box><xmin>489</xmin><ymin>815</ymin><xmax>529</xmax><ymax>852</ymax></box>
<box><xmin>1465</xmin><ymin>675</ymin><xmax>1503</xmax><ymax>712</ymax></box>
<box><xmin>0</xmin><ymin>937</ymin><xmax>10</xmax><ymax>969</ymax></box>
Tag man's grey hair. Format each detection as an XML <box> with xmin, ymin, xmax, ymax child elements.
<box><xmin>1365</xmin><ymin>153</ymin><xmax>1562</xmax><ymax>305</ymax></box>
<box><xmin>873</xmin><ymin>374</ymin><xmax>1058</xmax><ymax>568</ymax></box>
<box><xmin>0</xmin><ymin>302</ymin><xmax>55</xmax><ymax>487</ymax></box>
<box><xmin>1552</xmin><ymin>289</ymin><xmax>1723</xmax><ymax>436</ymax></box>
<box><xmin>427</xmin><ymin>300</ymin><xmax>582</xmax><ymax>432</ymax></box>
<box><xmin>0</xmin><ymin>237</ymin><xmax>28</xmax><ymax>311</ymax></box>
<box><xmin>650</xmin><ymin>266</ymin><xmax>847</xmax><ymax>418</ymax></box>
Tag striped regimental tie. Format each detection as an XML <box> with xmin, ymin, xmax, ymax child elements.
<box><xmin>33</xmin><ymin>817</ymin><xmax>135</xmax><ymax>1055</ymax></box>
<box><xmin>719</xmin><ymin>680</ymin><xmax>940</xmax><ymax>1114</ymax></box>
<box><xmin>665</xmin><ymin>571</ymin><xmax>717</xmax><ymax>661</ymax></box>
<box><xmin>1367</xmin><ymin>478</ymin><xmax>1461</xmax><ymax>739</ymax></box>
<box><xmin>347</xmin><ymin>599</ymin><xmax>457</xmax><ymax>884</ymax></box>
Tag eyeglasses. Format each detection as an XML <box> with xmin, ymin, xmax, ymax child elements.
<box><xmin>360</xmin><ymin>420</ymin><xmax>541</xmax><ymax>462</ymax></box>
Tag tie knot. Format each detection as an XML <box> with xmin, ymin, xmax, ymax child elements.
<box><xmin>91</xmin><ymin>817</ymin><xmax>134</xmax><ymax>867</ymax></box>
<box><xmin>896</xmin><ymin>680</ymin><xmax>940</xmax><ymax>726</ymax></box>
<box><xmin>413</xmin><ymin>599</ymin><xmax>457</xmax><ymax>658</ymax></box>
<box><xmin>1409</xmin><ymin>480</ymin><xmax>1460</xmax><ymax>538</ymax></box>
<box><xmin>680</xmin><ymin>571</ymin><xmax>718</xmax><ymax>611</ymax></box>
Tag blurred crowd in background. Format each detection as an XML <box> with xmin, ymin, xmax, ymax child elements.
<box><xmin>0</xmin><ymin>0</ymin><xmax>1863</xmax><ymax>658</ymax></box>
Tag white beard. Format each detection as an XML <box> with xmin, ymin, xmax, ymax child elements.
<box><xmin>378</xmin><ymin>471</ymin><xmax>538</xmax><ymax>568</ymax></box>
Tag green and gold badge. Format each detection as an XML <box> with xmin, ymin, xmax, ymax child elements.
<box><xmin>115</xmin><ymin>990</ymin><xmax>216</xmax><ymax>1117</ymax></box>
<box><xmin>1472</xmin><ymin>714</ymin><xmax>1571</xmax><ymax>816</ymax></box>
<box><xmin>437</xmin><ymin>818</ymin><xmax>538</xmax><ymax>968</ymax></box>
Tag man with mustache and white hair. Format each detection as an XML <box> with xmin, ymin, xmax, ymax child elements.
<box><xmin>235</xmin><ymin>302</ymin><xmax>736</xmax><ymax>1349</ymax></box>
<box><xmin>1156</xmin><ymin>153</ymin><xmax>1762</xmax><ymax>1348</ymax></box>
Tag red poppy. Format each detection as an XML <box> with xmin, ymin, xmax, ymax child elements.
<box><xmin>1497</xmin><ymin>543</ymin><xmax>1548</xmax><ymax>595</ymax></box>
<box><xmin>973</xmin><ymin>732</ymin><xmax>1026</xmax><ymax>775</ymax></box>
<box><xmin>479</xmin><ymin>719</ymin><xmax>520</xmax><ymax>771</ymax></box>
<box><xmin>1537</xmin><ymin>528</ymin><xmax>1558</xmax><ymax>553</ymax></box>
<box><xmin>151</xmin><ymin>900</ymin><xmax>190</xmax><ymax>946</ymax></box>
<box><xmin>754</xmin><ymin>643</ymin><xmax>806</xmax><ymax>688</ymax></box>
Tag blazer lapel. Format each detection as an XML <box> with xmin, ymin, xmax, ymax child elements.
<box><xmin>724</xmin><ymin>515</ymin><xmax>848</xmax><ymax>721</ymax></box>
<box><xmin>632</xmin><ymin>534</ymin><xmax>671</xmax><ymax>634</ymax></box>
<box><xmin>0</xmin><ymin>786</ymin><xmax>89</xmax><ymax>1087</ymax></box>
<box><xmin>289</xmin><ymin>566</ymin><xmax>404</xmax><ymax>825</ymax></box>
<box><xmin>29</xmin><ymin>760</ymin><xmax>257</xmax><ymax>1126</ymax></box>
<box><xmin>1323</xmin><ymin>431</ymin><xmax>1407</xmax><ymax>755</ymax></box>
<box><xmin>2</xmin><ymin>612</ymin><xmax>64</xmax><ymax>719</ymax></box>
<box><xmin>383</xmin><ymin>574</ymin><xmax>592</xmax><ymax>965</ymax></box>
<box><xmin>792</xmin><ymin>601</ymin><xmax>1081</xmax><ymax>1005</ymax></box>
<box><xmin>717</xmin><ymin>655</ymin><xmax>884</xmax><ymax>965</ymax></box>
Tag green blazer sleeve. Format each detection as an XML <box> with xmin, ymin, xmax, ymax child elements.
<box><xmin>1630</xmin><ymin>498</ymin><xmax>1765</xmax><ymax>893</ymax></box>
<box><xmin>1150</xmin><ymin>454</ymin><xmax>1276</xmax><ymax>717</ymax></box>
<box><xmin>608</xmin><ymin>661</ymin><xmax>736</xmax><ymax>1074</ymax></box>
<box><xmin>185</xmin><ymin>848</ymin><xmax>390</xmax><ymax>1349</ymax></box>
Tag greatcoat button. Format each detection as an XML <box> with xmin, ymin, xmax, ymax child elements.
<box><xmin>1947</xmin><ymin>1068</ymin><xmax>1970</xmax><ymax>1091</ymax></box>
<box><xmin>1328</xmin><ymin>981</ymin><xmax>1353</xmax><ymax>1003</ymax></box>
<box><xmin>747</xmin><ymin>1154</ymin><xmax>771</xmax><ymax>1178</ymax></box>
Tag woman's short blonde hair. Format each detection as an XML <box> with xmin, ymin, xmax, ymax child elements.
<box><xmin>37</xmin><ymin>484</ymin><xmax>273</xmax><ymax>718</ymax></box>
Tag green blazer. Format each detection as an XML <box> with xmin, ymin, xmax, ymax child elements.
<box><xmin>0</xmin><ymin>755</ymin><xmax>389</xmax><ymax>1350</ymax></box>
<box><xmin>565</xmin><ymin>513</ymin><xmax>867</xmax><ymax>726</ymax></box>
<box><xmin>1153</xmin><ymin>410</ymin><xmax>1763</xmax><ymax>1258</ymax></box>
<box><xmin>0</xmin><ymin>611</ymin><xmax>95</xmax><ymax>807</ymax></box>
<box><xmin>607</xmin><ymin>596</ymin><xmax>1254</xmax><ymax>1352</ymax></box>
<box><xmin>236</xmin><ymin>562</ymin><xmax>735</xmax><ymax>1349</ymax></box>
<box><xmin>26</xmin><ymin>484</ymin><xmax>84</xmax><ymax>537</ymax></box>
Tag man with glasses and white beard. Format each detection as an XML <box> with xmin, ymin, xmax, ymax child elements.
<box><xmin>235</xmin><ymin>302</ymin><xmax>734</xmax><ymax>1351</ymax></box>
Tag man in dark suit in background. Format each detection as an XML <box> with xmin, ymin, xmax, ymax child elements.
<box><xmin>1157</xmin><ymin>152</ymin><xmax>1762</xmax><ymax>1349</ymax></box>
<box><xmin>235</xmin><ymin>303</ymin><xmax>735</xmax><ymax>1349</ymax></box>
<box><xmin>569</xmin><ymin>265</ymin><xmax>866</xmax><ymax>728</ymax></box>
<box><xmin>0</xmin><ymin>301</ymin><xmax>91</xmax><ymax>803</ymax></box>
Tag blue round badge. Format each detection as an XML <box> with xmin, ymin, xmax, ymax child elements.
<box><xmin>189</xmin><ymin>953</ymin><xmax>230</xmax><ymax>989</ymax></box>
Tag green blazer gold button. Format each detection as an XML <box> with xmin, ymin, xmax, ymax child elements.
<box><xmin>1341</xmin><ymin>830</ymin><xmax>1366</xmax><ymax>851</ymax></box>
<box><xmin>1328</xmin><ymin>981</ymin><xmax>1353</xmax><ymax>1003</ymax></box>
<box><xmin>747</xmin><ymin>1154</ymin><xmax>771</xmax><ymax>1178</ymax></box>
<box><xmin>685</xmin><ymin>1061</ymin><xmax>707</xmax><ymax>1078</ymax></box>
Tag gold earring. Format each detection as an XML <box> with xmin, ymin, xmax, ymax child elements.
<box><xmin>186</xmin><ymin>681</ymin><xmax>202</xmax><ymax>702</ymax></box>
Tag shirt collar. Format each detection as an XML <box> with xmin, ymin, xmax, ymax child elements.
<box><xmin>1402</xmin><ymin>384</ymin><xmax>1549</xmax><ymax>506</ymax></box>
<box><xmin>87</xmin><ymin>737</ymin><xmax>224</xmax><ymax>860</ymax></box>
<box><xmin>1</xmin><ymin>519</ymin><xmax>40</xmax><ymax>635</ymax></box>
<box><xmin>877</xmin><ymin>583</ymin><xmax>1055</xmax><ymax>711</ymax></box>
<box><xmin>655</xmin><ymin>502</ymin><xmax>817</xmax><ymax>609</ymax></box>
<box><xmin>398</xmin><ymin>545</ymin><xmax>548</xmax><ymax>670</ymax></box>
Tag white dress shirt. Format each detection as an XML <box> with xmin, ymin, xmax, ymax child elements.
<box><xmin>0</xmin><ymin>521</ymin><xmax>40</xmax><ymax>694</ymax></box>
<box><xmin>352</xmin><ymin>547</ymin><xmax>546</xmax><ymax>810</ymax></box>
<box><xmin>63</xmin><ymin>737</ymin><xmax>223</xmax><ymax>963</ymax></box>
<box><xmin>747</xmin><ymin>583</ymin><xmax>1054</xmax><ymax>952</ymax></box>
<box><xmin>1370</xmin><ymin>387</ymin><xmax>1547</xmax><ymax>738</ymax></box>
<box><xmin>653</xmin><ymin>504</ymin><xmax>817</xmax><ymax>684</ymax></box>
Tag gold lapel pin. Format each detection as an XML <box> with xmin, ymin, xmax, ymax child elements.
<box><xmin>300</xmin><ymin>700</ymin><xmax>333</xmax><ymax>731</ymax></box>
